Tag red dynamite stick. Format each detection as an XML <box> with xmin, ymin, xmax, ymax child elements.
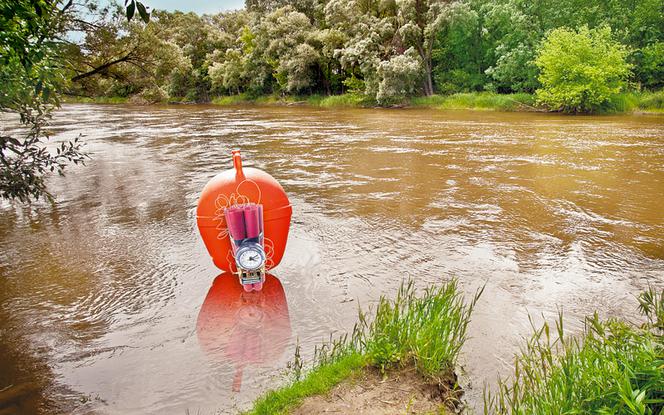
<box><xmin>257</xmin><ymin>204</ymin><xmax>264</xmax><ymax>234</ymax></box>
<box><xmin>225</xmin><ymin>207</ymin><xmax>246</xmax><ymax>241</ymax></box>
<box><xmin>244</xmin><ymin>204</ymin><xmax>261</xmax><ymax>239</ymax></box>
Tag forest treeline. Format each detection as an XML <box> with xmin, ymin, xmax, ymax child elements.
<box><xmin>68</xmin><ymin>0</ymin><xmax>664</xmax><ymax>110</ymax></box>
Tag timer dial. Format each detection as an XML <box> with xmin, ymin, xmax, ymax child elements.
<box><xmin>236</xmin><ymin>243</ymin><xmax>266</xmax><ymax>271</ymax></box>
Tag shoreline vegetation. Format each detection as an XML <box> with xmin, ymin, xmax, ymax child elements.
<box><xmin>63</xmin><ymin>90</ymin><xmax>664</xmax><ymax>114</ymax></box>
<box><xmin>60</xmin><ymin>1</ymin><xmax>663</xmax><ymax>116</ymax></box>
<box><xmin>243</xmin><ymin>283</ymin><xmax>663</xmax><ymax>415</ymax></box>
<box><xmin>246</xmin><ymin>279</ymin><xmax>482</xmax><ymax>415</ymax></box>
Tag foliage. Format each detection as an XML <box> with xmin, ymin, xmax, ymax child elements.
<box><xmin>0</xmin><ymin>0</ymin><xmax>87</xmax><ymax>201</ymax></box>
<box><xmin>123</xmin><ymin>0</ymin><xmax>150</xmax><ymax>23</ymax></box>
<box><xmin>376</xmin><ymin>48</ymin><xmax>422</xmax><ymax>105</ymax></box>
<box><xmin>635</xmin><ymin>42</ymin><xmax>664</xmax><ymax>90</ymax></box>
<box><xmin>58</xmin><ymin>0</ymin><xmax>662</xmax><ymax>109</ymax></box>
<box><xmin>637</xmin><ymin>90</ymin><xmax>664</xmax><ymax>112</ymax></box>
<box><xmin>363</xmin><ymin>279</ymin><xmax>482</xmax><ymax>379</ymax></box>
<box><xmin>534</xmin><ymin>26</ymin><xmax>632</xmax><ymax>113</ymax></box>
<box><xmin>638</xmin><ymin>286</ymin><xmax>664</xmax><ymax>332</ymax></box>
<box><xmin>484</xmin><ymin>296</ymin><xmax>664</xmax><ymax>415</ymax></box>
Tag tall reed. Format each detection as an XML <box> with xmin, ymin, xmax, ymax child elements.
<box><xmin>484</xmin><ymin>288</ymin><xmax>664</xmax><ymax>415</ymax></box>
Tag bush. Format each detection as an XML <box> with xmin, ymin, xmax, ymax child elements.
<box><xmin>635</xmin><ymin>42</ymin><xmax>664</xmax><ymax>90</ymax></box>
<box><xmin>376</xmin><ymin>48</ymin><xmax>422</xmax><ymax>105</ymax></box>
<box><xmin>638</xmin><ymin>90</ymin><xmax>664</xmax><ymax>112</ymax></box>
<box><xmin>534</xmin><ymin>26</ymin><xmax>632</xmax><ymax>113</ymax></box>
<box><xmin>485</xmin><ymin>288</ymin><xmax>664</xmax><ymax>415</ymax></box>
<box><xmin>434</xmin><ymin>69</ymin><xmax>484</xmax><ymax>95</ymax></box>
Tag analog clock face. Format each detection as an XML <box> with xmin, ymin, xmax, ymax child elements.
<box><xmin>237</xmin><ymin>245</ymin><xmax>265</xmax><ymax>270</ymax></box>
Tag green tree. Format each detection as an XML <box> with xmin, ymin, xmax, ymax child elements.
<box><xmin>634</xmin><ymin>42</ymin><xmax>664</xmax><ymax>90</ymax></box>
<box><xmin>430</xmin><ymin>1</ymin><xmax>484</xmax><ymax>94</ymax></box>
<box><xmin>482</xmin><ymin>1</ymin><xmax>539</xmax><ymax>92</ymax></box>
<box><xmin>325</xmin><ymin>0</ymin><xmax>395</xmax><ymax>97</ymax></box>
<box><xmin>0</xmin><ymin>0</ymin><xmax>86</xmax><ymax>201</ymax></box>
<box><xmin>396</xmin><ymin>0</ymin><xmax>442</xmax><ymax>96</ymax></box>
<box><xmin>534</xmin><ymin>26</ymin><xmax>632</xmax><ymax>113</ymax></box>
<box><xmin>376</xmin><ymin>47</ymin><xmax>422</xmax><ymax>104</ymax></box>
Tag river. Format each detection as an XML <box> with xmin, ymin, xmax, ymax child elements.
<box><xmin>1</xmin><ymin>104</ymin><xmax>663</xmax><ymax>414</ymax></box>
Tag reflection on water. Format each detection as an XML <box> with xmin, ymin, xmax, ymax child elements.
<box><xmin>0</xmin><ymin>104</ymin><xmax>662</xmax><ymax>414</ymax></box>
<box><xmin>196</xmin><ymin>274</ymin><xmax>291</xmax><ymax>392</ymax></box>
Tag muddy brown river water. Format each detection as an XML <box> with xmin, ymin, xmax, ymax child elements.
<box><xmin>1</xmin><ymin>104</ymin><xmax>663</xmax><ymax>414</ymax></box>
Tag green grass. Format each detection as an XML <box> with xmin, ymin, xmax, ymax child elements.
<box><xmin>484</xmin><ymin>287</ymin><xmax>664</xmax><ymax>415</ymax></box>
<box><xmin>211</xmin><ymin>93</ymin><xmax>376</xmax><ymax>108</ymax></box>
<box><xmin>316</xmin><ymin>93</ymin><xmax>376</xmax><ymax>107</ymax></box>
<box><xmin>244</xmin><ymin>279</ymin><xmax>482</xmax><ymax>415</ymax></box>
<box><xmin>606</xmin><ymin>91</ymin><xmax>664</xmax><ymax>114</ymax></box>
<box><xmin>411</xmin><ymin>92</ymin><xmax>537</xmax><ymax>112</ymax></box>
<box><xmin>247</xmin><ymin>353</ymin><xmax>367</xmax><ymax>415</ymax></box>
<box><xmin>61</xmin><ymin>95</ymin><xmax>129</xmax><ymax>104</ymax></box>
<box><xmin>67</xmin><ymin>89</ymin><xmax>664</xmax><ymax>114</ymax></box>
<box><xmin>633</xmin><ymin>90</ymin><xmax>664</xmax><ymax>113</ymax></box>
<box><xmin>212</xmin><ymin>92</ymin><xmax>533</xmax><ymax>111</ymax></box>
<box><xmin>246</xmin><ymin>281</ymin><xmax>663</xmax><ymax>415</ymax></box>
<box><xmin>363</xmin><ymin>279</ymin><xmax>482</xmax><ymax>380</ymax></box>
<box><xmin>211</xmin><ymin>90</ymin><xmax>664</xmax><ymax>113</ymax></box>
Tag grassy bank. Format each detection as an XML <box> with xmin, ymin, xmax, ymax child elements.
<box><xmin>410</xmin><ymin>93</ymin><xmax>537</xmax><ymax>112</ymax></box>
<box><xmin>210</xmin><ymin>92</ymin><xmax>535</xmax><ymax>111</ymax></box>
<box><xmin>486</xmin><ymin>287</ymin><xmax>664</xmax><ymax>414</ymax></box>
<box><xmin>211</xmin><ymin>93</ymin><xmax>375</xmax><ymax>108</ymax></box>
<box><xmin>61</xmin><ymin>96</ymin><xmax>129</xmax><ymax>104</ymax></box>
<box><xmin>247</xmin><ymin>284</ymin><xmax>663</xmax><ymax>415</ymax></box>
<box><xmin>63</xmin><ymin>90</ymin><xmax>664</xmax><ymax>114</ymax></box>
<box><xmin>611</xmin><ymin>90</ymin><xmax>664</xmax><ymax>113</ymax></box>
<box><xmin>245</xmin><ymin>279</ymin><xmax>482</xmax><ymax>415</ymax></box>
<box><xmin>210</xmin><ymin>90</ymin><xmax>664</xmax><ymax>113</ymax></box>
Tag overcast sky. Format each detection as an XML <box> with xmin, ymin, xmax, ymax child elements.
<box><xmin>147</xmin><ymin>0</ymin><xmax>244</xmax><ymax>14</ymax></box>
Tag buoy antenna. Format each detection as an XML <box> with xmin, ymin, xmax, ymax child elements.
<box><xmin>232</xmin><ymin>149</ymin><xmax>244</xmax><ymax>178</ymax></box>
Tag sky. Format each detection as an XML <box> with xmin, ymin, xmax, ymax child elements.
<box><xmin>146</xmin><ymin>0</ymin><xmax>245</xmax><ymax>14</ymax></box>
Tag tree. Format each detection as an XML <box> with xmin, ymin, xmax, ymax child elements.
<box><xmin>396</xmin><ymin>0</ymin><xmax>445</xmax><ymax>96</ymax></box>
<box><xmin>634</xmin><ymin>42</ymin><xmax>664</xmax><ymax>90</ymax></box>
<box><xmin>376</xmin><ymin>47</ymin><xmax>422</xmax><ymax>104</ymax></box>
<box><xmin>430</xmin><ymin>1</ymin><xmax>484</xmax><ymax>94</ymax></box>
<box><xmin>534</xmin><ymin>26</ymin><xmax>632</xmax><ymax>113</ymax></box>
<box><xmin>1</xmin><ymin>0</ymin><xmax>86</xmax><ymax>202</ymax></box>
<box><xmin>482</xmin><ymin>1</ymin><xmax>539</xmax><ymax>93</ymax></box>
<box><xmin>324</xmin><ymin>0</ymin><xmax>395</xmax><ymax>97</ymax></box>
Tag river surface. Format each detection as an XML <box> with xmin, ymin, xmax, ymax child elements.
<box><xmin>1</xmin><ymin>104</ymin><xmax>663</xmax><ymax>414</ymax></box>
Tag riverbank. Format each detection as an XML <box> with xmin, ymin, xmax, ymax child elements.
<box><xmin>218</xmin><ymin>91</ymin><xmax>664</xmax><ymax>113</ymax></box>
<box><xmin>245</xmin><ymin>285</ymin><xmax>663</xmax><ymax>415</ymax></box>
<box><xmin>245</xmin><ymin>280</ymin><xmax>481</xmax><ymax>415</ymax></box>
<box><xmin>63</xmin><ymin>90</ymin><xmax>664</xmax><ymax>114</ymax></box>
<box><xmin>212</xmin><ymin>92</ymin><xmax>539</xmax><ymax>112</ymax></box>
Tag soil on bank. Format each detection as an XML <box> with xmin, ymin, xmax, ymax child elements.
<box><xmin>292</xmin><ymin>366</ymin><xmax>461</xmax><ymax>415</ymax></box>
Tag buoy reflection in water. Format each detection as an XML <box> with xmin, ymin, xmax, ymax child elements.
<box><xmin>196</xmin><ymin>273</ymin><xmax>291</xmax><ymax>392</ymax></box>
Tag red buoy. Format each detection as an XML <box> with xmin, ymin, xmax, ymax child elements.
<box><xmin>196</xmin><ymin>150</ymin><xmax>292</xmax><ymax>275</ymax></box>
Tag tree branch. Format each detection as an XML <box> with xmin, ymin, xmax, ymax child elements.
<box><xmin>70</xmin><ymin>53</ymin><xmax>133</xmax><ymax>81</ymax></box>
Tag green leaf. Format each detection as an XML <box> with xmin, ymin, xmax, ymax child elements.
<box><xmin>126</xmin><ymin>0</ymin><xmax>135</xmax><ymax>21</ymax></box>
<box><xmin>136</xmin><ymin>2</ymin><xmax>150</xmax><ymax>23</ymax></box>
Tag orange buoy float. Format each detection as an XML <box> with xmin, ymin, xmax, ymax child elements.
<box><xmin>196</xmin><ymin>150</ymin><xmax>292</xmax><ymax>290</ymax></box>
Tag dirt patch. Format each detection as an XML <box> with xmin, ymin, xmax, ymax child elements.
<box><xmin>292</xmin><ymin>366</ymin><xmax>461</xmax><ymax>415</ymax></box>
